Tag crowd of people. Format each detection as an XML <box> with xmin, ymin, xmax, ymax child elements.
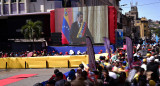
<box><xmin>1</xmin><ymin>40</ymin><xmax>160</xmax><ymax>86</ymax></box>
<box><xmin>32</xmin><ymin>43</ymin><xmax>160</xmax><ymax>86</ymax></box>
<box><xmin>0</xmin><ymin>49</ymin><xmax>88</xmax><ymax>58</ymax></box>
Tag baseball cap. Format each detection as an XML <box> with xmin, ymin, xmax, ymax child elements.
<box><xmin>143</xmin><ymin>59</ymin><xmax>147</xmax><ymax>63</ymax></box>
<box><xmin>150</xmin><ymin>56</ymin><xmax>155</xmax><ymax>61</ymax></box>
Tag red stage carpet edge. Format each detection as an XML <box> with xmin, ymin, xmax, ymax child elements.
<box><xmin>0</xmin><ymin>74</ymin><xmax>37</xmax><ymax>86</ymax></box>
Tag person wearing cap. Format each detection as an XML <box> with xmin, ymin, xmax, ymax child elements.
<box><xmin>100</xmin><ymin>50</ymin><xmax>103</xmax><ymax>53</ymax></box>
<box><xmin>69</xmin><ymin>50</ymin><xmax>75</xmax><ymax>55</ymax></box>
<box><xmin>65</xmin><ymin>52</ymin><xmax>69</xmax><ymax>55</ymax></box>
<box><xmin>108</xmin><ymin>65</ymin><xmax>117</xmax><ymax>79</ymax></box>
<box><xmin>51</xmin><ymin>51</ymin><xmax>56</xmax><ymax>56</ymax></box>
<box><xmin>141</xmin><ymin>59</ymin><xmax>147</xmax><ymax>71</ymax></box>
<box><xmin>59</xmin><ymin>52</ymin><xmax>62</xmax><ymax>55</ymax></box>
<box><xmin>147</xmin><ymin>56</ymin><xmax>159</xmax><ymax>81</ymax></box>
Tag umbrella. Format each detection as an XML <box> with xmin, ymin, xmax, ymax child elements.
<box><xmin>27</xmin><ymin>52</ymin><xmax>33</xmax><ymax>57</ymax></box>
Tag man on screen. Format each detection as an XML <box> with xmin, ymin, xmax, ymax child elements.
<box><xmin>70</xmin><ymin>12</ymin><xmax>94</xmax><ymax>44</ymax></box>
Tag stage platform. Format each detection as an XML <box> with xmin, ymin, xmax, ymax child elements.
<box><xmin>47</xmin><ymin>45</ymin><xmax>115</xmax><ymax>54</ymax></box>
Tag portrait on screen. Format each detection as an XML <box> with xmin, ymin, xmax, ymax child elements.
<box><xmin>70</xmin><ymin>12</ymin><xmax>93</xmax><ymax>44</ymax></box>
<box><xmin>55</xmin><ymin>6</ymin><xmax>109</xmax><ymax>45</ymax></box>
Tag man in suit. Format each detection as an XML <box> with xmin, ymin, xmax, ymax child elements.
<box><xmin>70</xmin><ymin>12</ymin><xmax>94</xmax><ymax>44</ymax></box>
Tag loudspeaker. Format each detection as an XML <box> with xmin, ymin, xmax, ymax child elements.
<box><xmin>51</xmin><ymin>33</ymin><xmax>62</xmax><ymax>45</ymax></box>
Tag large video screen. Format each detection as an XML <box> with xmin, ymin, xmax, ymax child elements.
<box><xmin>55</xmin><ymin>6</ymin><xmax>108</xmax><ymax>45</ymax></box>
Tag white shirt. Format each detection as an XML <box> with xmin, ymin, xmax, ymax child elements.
<box><xmin>109</xmin><ymin>71</ymin><xmax>117</xmax><ymax>79</ymax></box>
<box><xmin>141</xmin><ymin>64</ymin><xmax>147</xmax><ymax>70</ymax></box>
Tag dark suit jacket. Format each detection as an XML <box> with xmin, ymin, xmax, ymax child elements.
<box><xmin>70</xmin><ymin>21</ymin><xmax>94</xmax><ymax>44</ymax></box>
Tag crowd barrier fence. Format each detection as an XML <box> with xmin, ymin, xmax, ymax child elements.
<box><xmin>0</xmin><ymin>53</ymin><xmax>108</xmax><ymax>69</ymax></box>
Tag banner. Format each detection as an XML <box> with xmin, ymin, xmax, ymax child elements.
<box><xmin>86</xmin><ymin>36</ymin><xmax>96</xmax><ymax>71</ymax></box>
<box><xmin>116</xmin><ymin>29</ymin><xmax>123</xmax><ymax>48</ymax></box>
<box><xmin>103</xmin><ymin>37</ymin><xmax>111</xmax><ymax>58</ymax></box>
<box><xmin>126</xmin><ymin>37</ymin><xmax>133</xmax><ymax>69</ymax></box>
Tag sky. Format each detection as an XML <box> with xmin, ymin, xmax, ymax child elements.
<box><xmin>120</xmin><ymin>0</ymin><xmax>160</xmax><ymax>21</ymax></box>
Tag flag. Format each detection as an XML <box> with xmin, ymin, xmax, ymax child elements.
<box><xmin>156</xmin><ymin>35</ymin><xmax>159</xmax><ymax>43</ymax></box>
<box><xmin>126</xmin><ymin>37</ymin><xmax>133</xmax><ymax>69</ymax></box>
<box><xmin>86</xmin><ymin>36</ymin><xmax>96</xmax><ymax>71</ymax></box>
<box><xmin>62</xmin><ymin>8</ymin><xmax>70</xmax><ymax>44</ymax></box>
<box><xmin>103</xmin><ymin>37</ymin><xmax>111</xmax><ymax>58</ymax></box>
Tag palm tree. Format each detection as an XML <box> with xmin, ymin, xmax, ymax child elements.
<box><xmin>21</xmin><ymin>19</ymin><xmax>42</xmax><ymax>50</ymax></box>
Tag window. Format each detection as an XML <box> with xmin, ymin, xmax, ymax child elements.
<box><xmin>11</xmin><ymin>0</ymin><xmax>16</xmax><ymax>3</ymax></box>
<box><xmin>0</xmin><ymin>0</ymin><xmax>1</xmax><ymax>4</ymax></box>
<box><xmin>3</xmin><ymin>0</ymin><xmax>9</xmax><ymax>3</ymax></box>
<box><xmin>30</xmin><ymin>0</ymin><xmax>37</xmax><ymax>2</ymax></box>
<box><xmin>19</xmin><ymin>0</ymin><xmax>24</xmax><ymax>2</ymax></box>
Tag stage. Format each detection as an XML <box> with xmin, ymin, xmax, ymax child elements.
<box><xmin>47</xmin><ymin>45</ymin><xmax>116</xmax><ymax>54</ymax></box>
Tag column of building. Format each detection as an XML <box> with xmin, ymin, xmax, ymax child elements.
<box><xmin>16</xmin><ymin>0</ymin><xmax>19</xmax><ymax>14</ymax></box>
<box><xmin>8</xmin><ymin>0</ymin><xmax>11</xmax><ymax>14</ymax></box>
<box><xmin>0</xmin><ymin>0</ymin><xmax>3</xmax><ymax>15</ymax></box>
<box><xmin>24</xmin><ymin>0</ymin><xmax>28</xmax><ymax>13</ymax></box>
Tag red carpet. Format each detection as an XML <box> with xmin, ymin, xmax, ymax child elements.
<box><xmin>0</xmin><ymin>74</ymin><xmax>37</xmax><ymax>86</ymax></box>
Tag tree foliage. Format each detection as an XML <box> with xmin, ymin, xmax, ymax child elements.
<box><xmin>150</xmin><ymin>27</ymin><xmax>160</xmax><ymax>37</ymax></box>
<box><xmin>21</xmin><ymin>20</ymin><xmax>42</xmax><ymax>40</ymax></box>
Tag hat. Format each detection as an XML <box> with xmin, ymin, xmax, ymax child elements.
<box><xmin>146</xmin><ymin>53</ymin><xmax>151</xmax><ymax>57</ymax></box>
<box><xmin>59</xmin><ymin>52</ymin><xmax>62</xmax><ymax>55</ymax></box>
<box><xmin>149</xmin><ymin>80</ymin><xmax>156</xmax><ymax>86</ymax></box>
<box><xmin>143</xmin><ymin>59</ymin><xmax>147</xmax><ymax>63</ymax></box>
<box><xmin>69</xmin><ymin>50</ymin><xmax>74</xmax><ymax>55</ymax></box>
<box><xmin>112</xmin><ymin>67</ymin><xmax>118</xmax><ymax>73</ymax></box>
<box><xmin>155</xmin><ymin>59</ymin><xmax>159</xmax><ymax>62</ymax></box>
<box><xmin>122</xmin><ymin>61</ymin><xmax>126</xmax><ymax>64</ymax></box>
<box><xmin>77</xmin><ymin>50</ymin><xmax>81</xmax><ymax>55</ymax></box>
<box><xmin>150</xmin><ymin>56</ymin><xmax>155</xmax><ymax>61</ymax></box>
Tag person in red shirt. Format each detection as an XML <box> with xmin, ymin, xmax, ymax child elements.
<box><xmin>49</xmin><ymin>69</ymin><xmax>66</xmax><ymax>81</ymax></box>
<box><xmin>65</xmin><ymin>52</ymin><xmax>69</xmax><ymax>55</ymax></box>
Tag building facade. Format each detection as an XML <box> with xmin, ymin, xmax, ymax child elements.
<box><xmin>124</xmin><ymin>4</ymin><xmax>141</xmax><ymax>42</ymax></box>
<box><xmin>135</xmin><ymin>17</ymin><xmax>151</xmax><ymax>39</ymax></box>
<box><xmin>0</xmin><ymin>0</ymin><xmax>121</xmax><ymax>51</ymax></box>
<box><xmin>0</xmin><ymin>0</ymin><xmax>62</xmax><ymax>16</ymax></box>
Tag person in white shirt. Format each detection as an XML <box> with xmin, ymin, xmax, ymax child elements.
<box><xmin>141</xmin><ymin>59</ymin><xmax>147</xmax><ymax>71</ymax></box>
<box><xmin>108</xmin><ymin>65</ymin><xmax>117</xmax><ymax>79</ymax></box>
